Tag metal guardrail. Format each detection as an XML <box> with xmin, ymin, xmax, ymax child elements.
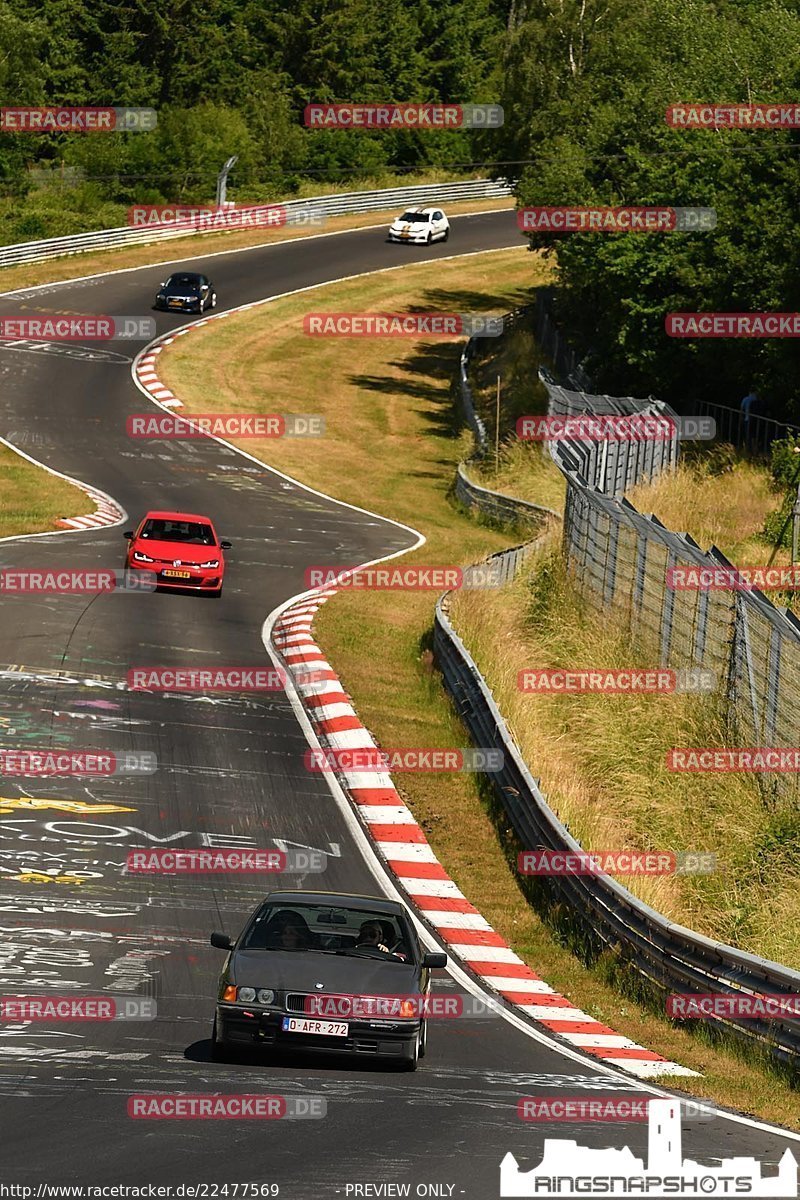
<box><xmin>695</xmin><ymin>397</ymin><xmax>800</xmax><ymax>456</ymax></box>
<box><xmin>0</xmin><ymin>178</ymin><xmax>513</xmax><ymax>268</ymax></box>
<box><xmin>433</xmin><ymin>595</ymin><xmax>800</xmax><ymax>1067</ymax></box>
<box><xmin>435</xmin><ymin>298</ymin><xmax>800</xmax><ymax>1070</ymax></box>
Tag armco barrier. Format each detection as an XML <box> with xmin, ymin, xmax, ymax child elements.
<box><xmin>433</xmin><ymin>591</ymin><xmax>800</xmax><ymax>1068</ymax></box>
<box><xmin>0</xmin><ymin>178</ymin><xmax>512</xmax><ymax>268</ymax></box>
<box><xmin>435</xmin><ymin>298</ymin><xmax>800</xmax><ymax>1071</ymax></box>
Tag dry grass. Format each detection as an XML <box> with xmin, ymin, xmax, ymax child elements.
<box><xmin>627</xmin><ymin>456</ymin><xmax>776</xmax><ymax>564</ymax></box>
<box><xmin>0</xmin><ymin>443</ymin><xmax>88</xmax><ymax>539</ymax></box>
<box><xmin>161</xmin><ymin>255</ymin><xmax>800</xmax><ymax>1128</ymax></box>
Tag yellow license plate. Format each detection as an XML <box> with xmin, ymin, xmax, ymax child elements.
<box><xmin>163</xmin><ymin>569</ymin><xmax>191</xmax><ymax>579</ymax></box>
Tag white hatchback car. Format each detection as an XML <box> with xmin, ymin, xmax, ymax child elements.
<box><xmin>387</xmin><ymin>207</ymin><xmax>450</xmax><ymax>245</ymax></box>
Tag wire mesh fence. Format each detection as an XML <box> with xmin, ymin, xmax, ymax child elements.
<box><xmin>533</xmin><ymin>301</ymin><xmax>800</xmax><ymax>807</ymax></box>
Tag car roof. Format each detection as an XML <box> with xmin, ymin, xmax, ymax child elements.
<box><xmin>261</xmin><ymin>891</ymin><xmax>406</xmax><ymax>916</ymax></box>
<box><xmin>400</xmin><ymin>207</ymin><xmax>435</xmax><ymax>215</ymax></box>
<box><xmin>142</xmin><ymin>510</ymin><xmax>213</xmax><ymax>523</ymax></box>
<box><xmin>168</xmin><ymin>271</ymin><xmax>203</xmax><ymax>279</ymax></box>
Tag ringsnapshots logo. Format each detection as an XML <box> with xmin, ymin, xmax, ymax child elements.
<box><xmin>303</xmin><ymin>103</ymin><xmax>503</xmax><ymax>128</ymax></box>
<box><xmin>0</xmin><ymin>107</ymin><xmax>157</xmax><ymax>132</ymax></box>
<box><xmin>125</xmin><ymin>847</ymin><xmax>326</xmax><ymax>875</ymax></box>
<box><xmin>0</xmin><ymin>995</ymin><xmax>156</xmax><ymax>1022</ymax></box>
<box><xmin>0</xmin><ymin>317</ymin><xmax>156</xmax><ymax>341</ymax></box>
<box><xmin>128</xmin><ymin>203</ymin><xmax>324</xmax><ymax>229</ymax></box>
<box><xmin>500</xmin><ymin>1097</ymin><xmax>797</xmax><ymax>1198</ymax></box>
<box><xmin>303</xmin><ymin>314</ymin><xmax>504</xmax><ymax>338</ymax></box>
<box><xmin>667</xmin><ymin>103</ymin><xmax>800</xmax><ymax>128</ymax></box>
<box><xmin>667</xmin><ymin>312</ymin><xmax>800</xmax><ymax>338</ymax></box>
<box><xmin>305</xmin><ymin>748</ymin><xmax>504</xmax><ymax>773</ymax></box>
<box><xmin>517</xmin><ymin>668</ymin><xmax>717</xmax><ymax>695</ymax></box>
<box><xmin>517</xmin><ymin>207</ymin><xmax>716</xmax><ymax>232</ymax></box>
<box><xmin>303</xmin><ymin>564</ymin><xmax>503</xmax><ymax>590</ymax></box>
<box><xmin>0</xmin><ymin>569</ymin><xmax>156</xmax><ymax>594</ymax></box>
<box><xmin>126</xmin><ymin>414</ymin><xmax>324</xmax><ymax>439</ymax></box>
<box><xmin>0</xmin><ymin>750</ymin><xmax>157</xmax><ymax>777</ymax></box>
<box><xmin>128</xmin><ymin>667</ymin><xmax>287</xmax><ymax>692</ymax></box>
<box><xmin>518</xmin><ymin>850</ymin><xmax>717</xmax><ymax>876</ymax></box>
<box><xmin>127</xmin><ymin>1094</ymin><xmax>327</xmax><ymax>1120</ymax></box>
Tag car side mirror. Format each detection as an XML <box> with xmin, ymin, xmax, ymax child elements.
<box><xmin>160</xmin><ymin>281</ymin><xmax>167</xmax><ymax>287</ymax></box>
<box><xmin>220</xmin><ymin>540</ymin><xmax>232</xmax><ymax>550</ymax></box>
<box><xmin>422</xmin><ymin>952</ymin><xmax>448</xmax><ymax>969</ymax></box>
<box><xmin>210</xmin><ymin>932</ymin><xmax>232</xmax><ymax>951</ymax></box>
<box><xmin>123</xmin><ymin>531</ymin><xmax>134</xmax><ymax>540</ymax></box>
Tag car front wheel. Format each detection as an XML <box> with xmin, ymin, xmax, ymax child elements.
<box><xmin>211</xmin><ymin>1016</ymin><xmax>237</xmax><ymax>1062</ymax></box>
<box><xmin>398</xmin><ymin>1030</ymin><xmax>420</xmax><ymax>1070</ymax></box>
<box><xmin>442</xmin><ymin>227</ymin><xmax>449</xmax><ymax>242</ymax></box>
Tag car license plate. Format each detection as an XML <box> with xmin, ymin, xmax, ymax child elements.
<box><xmin>282</xmin><ymin>1017</ymin><xmax>348</xmax><ymax>1037</ymax></box>
<box><xmin>168</xmin><ymin>300</ymin><xmax>182</xmax><ymax>307</ymax></box>
<box><xmin>162</xmin><ymin>569</ymin><xmax>191</xmax><ymax>579</ymax></box>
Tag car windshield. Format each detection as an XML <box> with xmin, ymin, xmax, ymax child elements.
<box><xmin>399</xmin><ymin>211</ymin><xmax>428</xmax><ymax>223</ymax></box>
<box><xmin>166</xmin><ymin>275</ymin><xmax>201</xmax><ymax>291</ymax></box>
<box><xmin>242</xmin><ymin>903</ymin><xmax>411</xmax><ymax>960</ymax></box>
<box><xmin>140</xmin><ymin>519</ymin><xmax>215</xmax><ymax>545</ymax></box>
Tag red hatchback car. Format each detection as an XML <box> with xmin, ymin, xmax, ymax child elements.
<box><xmin>124</xmin><ymin>510</ymin><xmax>232</xmax><ymax>597</ymax></box>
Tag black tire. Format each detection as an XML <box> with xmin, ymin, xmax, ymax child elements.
<box><xmin>419</xmin><ymin>1019</ymin><xmax>427</xmax><ymax>1058</ymax></box>
<box><xmin>398</xmin><ymin>1031</ymin><xmax>420</xmax><ymax>1070</ymax></box>
<box><xmin>211</xmin><ymin>1016</ymin><xmax>237</xmax><ymax>1062</ymax></box>
<box><xmin>426</xmin><ymin>231</ymin><xmax>433</xmax><ymax>245</ymax></box>
<box><xmin>443</xmin><ymin>227</ymin><xmax>449</xmax><ymax>242</ymax></box>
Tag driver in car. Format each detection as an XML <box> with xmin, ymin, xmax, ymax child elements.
<box><xmin>356</xmin><ymin>920</ymin><xmax>393</xmax><ymax>954</ymax></box>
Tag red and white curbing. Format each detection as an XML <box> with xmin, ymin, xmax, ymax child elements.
<box><xmin>273</xmin><ymin>589</ymin><xmax>697</xmax><ymax>1081</ymax></box>
<box><xmin>57</xmin><ymin>483</ymin><xmax>125</xmax><ymax>531</ymax></box>
<box><xmin>135</xmin><ymin>312</ymin><xmax>237</xmax><ymax>409</ymax></box>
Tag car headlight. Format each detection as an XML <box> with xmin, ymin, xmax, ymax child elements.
<box><xmin>256</xmin><ymin>989</ymin><xmax>275</xmax><ymax>1005</ymax></box>
<box><xmin>133</xmin><ymin>550</ymin><xmax>154</xmax><ymax>563</ymax></box>
<box><xmin>199</xmin><ymin>559</ymin><xmax>220</xmax><ymax>569</ymax></box>
<box><xmin>237</xmin><ymin>987</ymin><xmax>256</xmax><ymax>1002</ymax></box>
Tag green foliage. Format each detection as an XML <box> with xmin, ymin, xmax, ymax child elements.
<box><xmin>499</xmin><ymin>0</ymin><xmax>800</xmax><ymax>419</ymax></box>
<box><xmin>0</xmin><ymin>0</ymin><xmax>511</xmax><ymax>239</ymax></box>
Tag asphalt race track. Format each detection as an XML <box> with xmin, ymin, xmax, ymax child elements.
<box><xmin>0</xmin><ymin>211</ymin><xmax>796</xmax><ymax>1194</ymax></box>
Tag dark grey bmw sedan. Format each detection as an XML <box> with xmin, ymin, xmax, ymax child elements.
<box><xmin>210</xmin><ymin>891</ymin><xmax>448</xmax><ymax>1069</ymax></box>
